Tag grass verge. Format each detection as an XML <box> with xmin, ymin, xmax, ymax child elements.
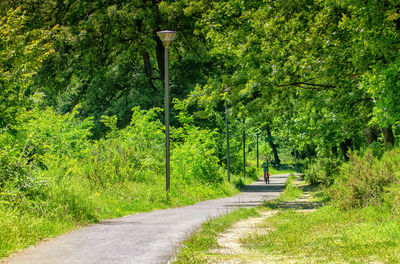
<box><xmin>263</xmin><ymin>174</ymin><xmax>303</xmax><ymax>209</ymax></box>
<box><xmin>171</xmin><ymin>208</ymin><xmax>259</xmax><ymax>264</ymax></box>
<box><xmin>242</xmin><ymin>205</ymin><xmax>400</xmax><ymax>263</ymax></box>
<box><xmin>279</xmin><ymin>174</ymin><xmax>303</xmax><ymax>201</ymax></box>
<box><xmin>243</xmin><ymin>176</ymin><xmax>400</xmax><ymax>263</ymax></box>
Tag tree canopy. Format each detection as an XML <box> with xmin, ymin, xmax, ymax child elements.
<box><xmin>2</xmin><ymin>0</ymin><xmax>400</xmax><ymax>157</ymax></box>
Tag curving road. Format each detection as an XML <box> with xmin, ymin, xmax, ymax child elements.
<box><xmin>3</xmin><ymin>174</ymin><xmax>289</xmax><ymax>264</ymax></box>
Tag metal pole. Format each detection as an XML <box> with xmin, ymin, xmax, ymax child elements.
<box><xmin>243</xmin><ymin>118</ymin><xmax>246</xmax><ymax>178</ymax></box>
<box><xmin>257</xmin><ymin>132</ymin><xmax>259</xmax><ymax>168</ymax></box>
<box><xmin>225</xmin><ymin>100</ymin><xmax>230</xmax><ymax>182</ymax></box>
<box><xmin>165</xmin><ymin>46</ymin><xmax>170</xmax><ymax>193</ymax></box>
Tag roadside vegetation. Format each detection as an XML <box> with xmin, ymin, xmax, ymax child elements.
<box><xmin>277</xmin><ymin>174</ymin><xmax>303</xmax><ymax>202</ymax></box>
<box><xmin>244</xmin><ymin>205</ymin><xmax>400</xmax><ymax>263</ymax></box>
<box><xmin>243</xmin><ymin>148</ymin><xmax>400</xmax><ymax>263</ymax></box>
<box><xmin>0</xmin><ymin>105</ymin><xmax>257</xmax><ymax>258</ymax></box>
<box><xmin>173</xmin><ymin>146</ymin><xmax>400</xmax><ymax>263</ymax></box>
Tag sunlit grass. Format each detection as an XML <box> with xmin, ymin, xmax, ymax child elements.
<box><xmin>280</xmin><ymin>174</ymin><xmax>303</xmax><ymax>201</ymax></box>
<box><xmin>0</xmin><ymin>205</ymin><xmax>75</xmax><ymax>258</ymax></box>
<box><xmin>242</xmin><ymin>205</ymin><xmax>400</xmax><ymax>263</ymax></box>
<box><xmin>172</xmin><ymin>208</ymin><xmax>259</xmax><ymax>264</ymax></box>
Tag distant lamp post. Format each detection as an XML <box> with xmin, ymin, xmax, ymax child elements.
<box><xmin>225</xmin><ymin>100</ymin><xmax>230</xmax><ymax>182</ymax></box>
<box><xmin>256</xmin><ymin>132</ymin><xmax>259</xmax><ymax>168</ymax></box>
<box><xmin>157</xmin><ymin>30</ymin><xmax>176</xmax><ymax>194</ymax></box>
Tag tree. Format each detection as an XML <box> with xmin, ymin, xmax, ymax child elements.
<box><xmin>2</xmin><ymin>0</ymin><xmax>222</xmax><ymax>137</ymax></box>
<box><xmin>188</xmin><ymin>0</ymin><xmax>400</xmax><ymax>159</ymax></box>
<box><xmin>0</xmin><ymin>7</ymin><xmax>54</xmax><ymax>128</ymax></box>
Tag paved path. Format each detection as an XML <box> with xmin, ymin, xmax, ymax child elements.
<box><xmin>3</xmin><ymin>174</ymin><xmax>289</xmax><ymax>264</ymax></box>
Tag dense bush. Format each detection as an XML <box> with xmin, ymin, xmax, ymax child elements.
<box><xmin>172</xmin><ymin>128</ymin><xmax>224</xmax><ymax>184</ymax></box>
<box><xmin>330</xmin><ymin>149</ymin><xmax>400</xmax><ymax>210</ymax></box>
<box><xmin>303</xmin><ymin>157</ymin><xmax>341</xmax><ymax>186</ymax></box>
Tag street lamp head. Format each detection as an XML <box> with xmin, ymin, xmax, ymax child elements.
<box><xmin>157</xmin><ymin>30</ymin><xmax>176</xmax><ymax>48</ymax></box>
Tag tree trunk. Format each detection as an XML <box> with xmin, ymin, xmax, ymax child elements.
<box><xmin>331</xmin><ymin>145</ymin><xmax>338</xmax><ymax>156</ymax></box>
<box><xmin>339</xmin><ymin>139</ymin><xmax>352</xmax><ymax>161</ymax></box>
<box><xmin>365</xmin><ymin>126</ymin><xmax>379</xmax><ymax>145</ymax></box>
<box><xmin>266</xmin><ymin>127</ymin><xmax>281</xmax><ymax>166</ymax></box>
<box><xmin>141</xmin><ymin>50</ymin><xmax>157</xmax><ymax>92</ymax></box>
<box><xmin>382</xmin><ymin>126</ymin><xmax>395</xmax><ymax>149</ymax></box>
<box><xmin>155</xmin><ymin>37</ymin><xmax>165</xmax><ymax>82</ymax></box>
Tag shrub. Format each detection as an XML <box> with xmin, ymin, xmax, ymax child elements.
<box><xmin>84</xmin><ymin>107</ymin><xmax>164</xmax><ymax>185</ymax></box>
<box><xmin>304</xmin><ymin>157</ymin><xmax>341</xmax><ymax>186</ymax></box>
<box><xmin>246</xmin><ymin>166</ymin><xmax>257</xmax><ymax>180</ymax></box>
<box><xmin>172</xmin><ymin>125</ymin><xmax>224</xmax><ymax>185</ymax></box>
<box><xmin>330</xmin><ymin>150</ymin><xmax>400</xmax><ymax>209</ymax></box>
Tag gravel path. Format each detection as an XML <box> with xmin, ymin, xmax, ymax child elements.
<box><xmin>3</xmin><ymin>174</ymin><xmax>289</xmax><ymax>264</ymax></box>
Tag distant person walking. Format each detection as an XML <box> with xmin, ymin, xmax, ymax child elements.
<box><xmin>262</xmin><ymin>158</ymin><xmax>270</xmax><ymax>184</ymax></box>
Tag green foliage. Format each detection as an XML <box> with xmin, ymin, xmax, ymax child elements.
<box><xmin>330</xmin><ymin>149</ymin><xmax>400</xmax><ymax>210</ymax></box>
<box><xmin>304</xmin><ymin>157</ymin><xmax>341</xmax><ymax>186</ymax></box>
<box><xmin>0</xmin><ymin>0</ymin><xmax>220</xmax><ymax>137</ymax></box>
<box><xmin>186</xmin><ymin>0</ymin><xmax>400</xmax><ymax>160</ymax></box>
<box><xmin>246</xmin><ymin>166</ymin><xmax>256</xmax><ymax>180</ymax></box>
<box><xmin>362</xmin><ymin>58</ymin><xmax>400</xmax><ymax>127</ymax></box>
<box><xmin>367</xmin><ymin>141</ymin><xmax>385</xmax><ymax>159</ymax></box>
<box><xmin>0</xmin><ymin>106</ymin><xmax>241</xmax><ymax>258</ymax></box>
<box><xmin>86</xmin><ymin>107</ymin><xmax>164</xmax><ymax>185</ymax></box>
<box><xmin>0</xmin><ymin>7</ymin><xmax>54</xmax><ymax>128</ymax></box>
<box><xmin>172</xmin><ymin>126</ymin><xmax>223</xmax><ymax>185</ymax></box>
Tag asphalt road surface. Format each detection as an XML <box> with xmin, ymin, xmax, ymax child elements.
<box><xmin>3</xmin><ymin>173</ymin><xmax>289</xmax><ymax>264</ymax></box>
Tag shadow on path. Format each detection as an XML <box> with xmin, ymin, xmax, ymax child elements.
<box><xmin>264</xmin><ymin>180</ymin><xmax>321</xmax><ymax>210</ymax></box>
<box><xmin>241</xmin><ymin>184</ymin><xmax>284</xmax><ymax>193</ymax></box>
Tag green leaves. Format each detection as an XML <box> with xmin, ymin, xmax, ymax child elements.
<box><xmin>0</xmin><ymin>7</ymin><xmax>54</xmax><ymax>128</ymax></box>
<box><xmin>187</xmin><ymin>0</ymin><xmax>400</xmax><ymax>157</ymax></box>
<box><xmin>362</xmin><ymin>58</ymin><xmax>400</xmax><ymax>127</ymax></box>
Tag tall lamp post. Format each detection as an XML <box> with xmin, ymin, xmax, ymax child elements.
<box><xmin>157</xmin><ymin>30</ymin><xmax>176</xmax><ymax>194</ymax></box>
<box><xmin>256</xmin><ymin>132</ymin><xmax>259</xmax><ymax>168</ymax></box>
<box><xmin>243</xmin><ymin>118</ymin><xmax>246</xmax><ymax>178</ymax></box>
<box><xmin>225</xmin><ymin>100</ymin><xmax>230</xmax><ymax>182</ymax></box>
